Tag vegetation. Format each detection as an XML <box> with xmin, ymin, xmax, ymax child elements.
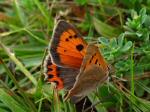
<box><xmin>0</xmin><ymin>0</ymin><xmax>150</xmax><ymax>112</ymax></box>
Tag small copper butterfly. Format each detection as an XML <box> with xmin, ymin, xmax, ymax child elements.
<box><xmin>43</xmin><ymin>20</ymin><xmax>109</xmax><ymax>103</ymax></box>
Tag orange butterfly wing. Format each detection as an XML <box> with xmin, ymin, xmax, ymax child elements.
<box><xmin>83</xmin><ymin>44</ymin><xmax>109</xmax><ymax>73</ymax></box>
<box><xmin>44</xmin><ymin>55</ymin><xmax>63</xmax><ymax>90</ymax></box>
<box><xmin>44</xmin><ymin>55</ymin><xmax>79</xmax><ymax>90</ymax></box>
<box><xmin>49</xmin><ymin>20</ymin><xmax>87</xmax><ymax>68</ymax></box>
<box><xmin>46</xmin><ymin>20</ymin><xmax>110</xmax><ymax>103</ymax></box>
<box><xmin>64</xmin><ymin>44</ymin><xmax>109</xmax><ymax>102</ymax></box>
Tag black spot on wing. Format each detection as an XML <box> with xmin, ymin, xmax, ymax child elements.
<box><xmin>57</xmin><ymin>73</ymin><xmax>60</xmax><ymax>76</ymax></box>
<box><xmin>50</xmin><ymin>20</ymin><xmax>85</xmax><ymax>66</ymax></box>
<box><xmin>48</xmin><ymin>74</ymin><xmax>54</xmax><ymax>79</ymax></box>
<box><xmin>69</xmin><ymin>36</ymin><xmax>72</xmax><ymax>38</ymax></box>
<box><xmin>48</xmin><ymin>68</ymin><xmax>53</xmax><ymax>71</ymax></box>
<box><xmin>95</xmin><ymin>59</ymin><xmax>98</xmax><ymax>64</ymax></box>
<box><xmin>76</xmin><ymin>44</ymin><xmax>84</xmax><ymax>51</ymax></box>
<box><xmin>89</xmin><ymin>59</ymin><xmax>92</xmax><ymax>63</ymax></box>
<box><xmin>74</xmin><ymin>35</ymin><xmax>77</xmax><ymax>38</ymax></box>
<box><xmin>89</xmin><ymin>55</ymin><xmax>94</xmax><ymax>64</ymax></box>
<box><xmin>65</xmin><ymin>38</ymin><xmax>69</xmax><ymax>41</ymax></box>
<box><xmin>47</xmin><ymin>58</ymin><xmax>52</xmax><ymax>65</ymax></box>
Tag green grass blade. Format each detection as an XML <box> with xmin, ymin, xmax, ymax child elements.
<box><xmin>24</xmin><ymin>28</ymin><xmax>48</xmax><ymax>45</ymax></box>
<box><xmin>0</xmin><ymin>89</ymin><xmax>27</xmax><ymax>112</ymax></box>
<box><xmin>130</xmin><ymin>44</ymin><xmax>135</xmax><ymax>95</ymax></box>
<box><xmin>0</xmin><ymin>42</ymin><xmax>37</xmax><ymax>86</ymax></box>
<box><xmin>33</xmin><ymin>0</ymin><xmax>53</xmax><ymax>31</ymax></box>
<box><xmin>135</xmin><ymin>81</ymin><xmax>150</xmax><ymax>93</ymax></box>
<box><xmin>0</xmin><ymin>108</ymin><xmax>8</xmax><ymax>112</ymax></box>
<box><xmin>0</xmin><ymin>58</ymin><xmax>37</xmax><ymax>112</ymax></box>
<box><xmin>13</xmin><ymin>0</ymin><xmax>27</xmax><ymax>26</ymax></box>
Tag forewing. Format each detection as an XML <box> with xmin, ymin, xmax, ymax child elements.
<box><xmin>50</xmin><ymin>20</ymin><xmax>87</xmax><ymax>68</ymax></box>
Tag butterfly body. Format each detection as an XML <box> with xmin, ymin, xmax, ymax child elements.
<box><xmin>44</xmin><ymin>20</ymin><xmax>109</xmax><ymax>103</ymax></box>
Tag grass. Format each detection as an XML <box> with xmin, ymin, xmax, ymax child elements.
<box><xmin>0</xmin><ymin>0</ymin><xmax>150</xmax><ymax>112</ymax></box>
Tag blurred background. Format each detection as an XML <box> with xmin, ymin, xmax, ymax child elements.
<box><xmin>0</xmin><ymin>0</ymin><xmax>150</xmax><ymax>112</ymax></box>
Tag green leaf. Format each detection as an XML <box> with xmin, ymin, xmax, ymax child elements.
<box><xmin>120</xmin><ymin>41</ymin><xmax>132</xmax><ymax>52</ymax></box>
<box><xmin>98</xmin><ymin>37</ymin><xmax>109</xmax><ymax>46</ymax></box>
<box><xmin>118</xmin><ymin>34</ymin><xmax>124</xmax><ymax>48</ymax></box>
<box><xmin>143</xmin><ymin>15</ymin><xmax>150</xmax><ymax>27</ymax></box>
<box><xmin>93</xmin><ymin>17</ymin><xmax>122</xmax><ymax>38</ymax></box>
<box><xmin>110</xmin><ymin>38</ymin><xmax>117</xmax><ymax>49</ymax></box>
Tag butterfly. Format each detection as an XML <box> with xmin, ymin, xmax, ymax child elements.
<box><xmin>43</xmin><ymin>20</ymin><xmax>110</xmax><ymax>103</ymax></box>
